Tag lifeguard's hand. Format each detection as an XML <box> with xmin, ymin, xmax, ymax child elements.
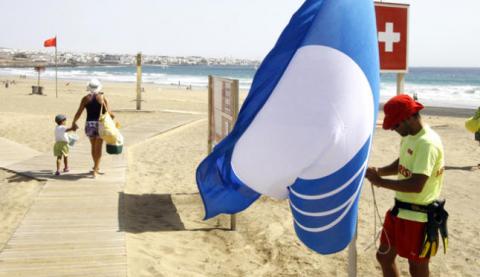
<box><xmin>365</xmin><ymin>167</ymin><xmax>382</xmax><ymax>186</ymax></box>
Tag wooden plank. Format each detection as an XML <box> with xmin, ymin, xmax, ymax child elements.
<box><xmin>14</xmin><ymin>228</ymin><xmax>121</xmax><ymax>234</ymax></box>
<box><xmin>10</xmin><ymin>229</ymin><xmax>123</xmax><ymax>237</ymax></box>
<box><xmin>0</xmin><ymin>270</ymin><xmax>125</xmax><ymax>277</ymax></box>
<box><xmin>1</xmin><ymin>247</ymin><xmax>124</xmax><ymax>258</ymax></box>
<box><xmin>0</xmin><ymin>137</ymin><xmax>41</xmax><ymax>167</ymax></box>
<box><xmin>0</xmin><ymin>262</ymin><xmax>127</xmax><ymax>272</ymax></box>
<box><xmin>20</xmin><ymin>218</ymin><xmax>120</xmax><ymax>225</ymax></box>
<box><xmin>0</xmin><ymin>253</ymin><xmax>126</xmax><ymax>261</ymax></box>
<box><xmin>2</xmin><ymin>240</ymin><xmax>125</xmax><ymax>250</ymax></box>
<box><xmin>0</xmin><ymin>268</ymin><xmax>126</xmax><ymax>277</ymax></box>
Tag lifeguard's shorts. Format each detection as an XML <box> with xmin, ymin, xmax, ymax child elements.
<box><xmin>380</xmin><ymin>210</ymin><xmax>429</xmax><ymax>263</ymax></box>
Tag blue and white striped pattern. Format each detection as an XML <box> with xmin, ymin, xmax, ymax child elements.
<box><xmin>288</xmin><ymin>139</ymin><xmax>371</xmax><ymax>253</ymax></box>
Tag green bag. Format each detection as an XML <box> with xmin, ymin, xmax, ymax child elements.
<box><xmin>106</xmin><ymin>144</ymin><xmax>123</xmax><ymax>154</ymax></box>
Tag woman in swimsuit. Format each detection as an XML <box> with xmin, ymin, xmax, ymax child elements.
<box><xmin>71</xmin><ymin>79</ymin><xmax>115</xmax><ymax>177</ymax></box>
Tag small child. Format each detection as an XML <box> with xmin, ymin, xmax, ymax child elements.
<box><xmin>53</xmin><ymin>114</ymin><xmax>74</xmax><ymax>176</ymax></box>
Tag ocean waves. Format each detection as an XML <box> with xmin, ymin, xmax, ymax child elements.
<box><xmin>380</xmin><ymin>82</ymin><xmax>480</xmax><ymax>108</ymax></box>
<box><xmin>0</xmin><ymin>65</ymin><xmax>479</xmax><ymax>108</ymax></box>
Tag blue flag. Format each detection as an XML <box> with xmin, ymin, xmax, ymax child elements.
<box><xmin>196</xmin><ymin>0</ymin><xmax>379</xmax><ymax>254</ymax></box>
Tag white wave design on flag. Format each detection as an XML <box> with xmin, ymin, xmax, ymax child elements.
<box><xmin>289</xmin><ymin>159</ymin><xmax>369</xmax><ymax>201</ymax></box>
<box><xmin>289</xmin><ymin>161</ymin><xmax>367</xmax><ymax>233</ymax></box>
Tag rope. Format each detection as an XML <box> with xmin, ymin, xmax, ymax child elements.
<box><xmin>364</xmin><ymin>183</ymin><xmax>391</xmax><ymax>255</ymax></box>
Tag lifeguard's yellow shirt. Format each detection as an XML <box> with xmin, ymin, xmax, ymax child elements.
<box><xmin>396</xmin><ymin>125</ymin><xmax>445</xmax><ymax>222</ymax></box>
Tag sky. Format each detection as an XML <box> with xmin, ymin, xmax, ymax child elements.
<box><xmin>0</xmin><ymin>0</ymin><xmax>479</xmax><ymax>67</ymax></box>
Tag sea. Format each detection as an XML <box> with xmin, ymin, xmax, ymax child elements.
<box><xmin>1</xmin><ymin>65</ymin><xmax>479</xmax><ymax>109</ymax></box>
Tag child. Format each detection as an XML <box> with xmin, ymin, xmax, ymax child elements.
<box><xmin>54</xmin><ymin>114</ymin><xmax>74</xmax><ymax>175</ymax></box>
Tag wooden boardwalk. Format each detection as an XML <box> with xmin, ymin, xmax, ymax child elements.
<box><xmin>0</xmin><ymin>113</ymin><xmax>202</xmax><ymax>277</ymax></box>
<box><xmin>0</xmin><ymin>137</ymin><xmax>40</xmax><ymax>168</ymax></box>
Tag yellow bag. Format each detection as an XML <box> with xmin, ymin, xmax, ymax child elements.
<box><xmin>465</xmin><ymin>108</ymin><xmax>480</xmax><ymax>133</ymax></box>
<box><xmin>98</xmin><ymin>97</ymin><xmax>121</xmax><ymax>144</ymax></box>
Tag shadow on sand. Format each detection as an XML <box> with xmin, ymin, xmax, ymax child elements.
<box><xmin>5</xmin><ymin>172</ymin><xmax>38</xmax><ymax>183</ymax></box>
<box><xmin>445</xmin><ymin>165</ymin><xmax>479</xmax><ymax>171</ymax></box>
<box><xmin>11</xmin><ymin>169</ymin><xmax>94</xmax><ymax>181</ymax></box>
<box><xmin>118</xmin><ymin>192</ymin><xmax>230</xmax><ymax>233</ymax></box>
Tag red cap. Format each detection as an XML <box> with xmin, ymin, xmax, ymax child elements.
<box><xmin>382</xmin><ymin>94</ymin><xmax>424</xmax><ymax>130</ymax></box>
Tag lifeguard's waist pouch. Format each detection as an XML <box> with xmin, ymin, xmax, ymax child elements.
<box><xmin>391</xmin><ymin>198</ymin><xmax>449</xmax><ymax>258</ymax></box>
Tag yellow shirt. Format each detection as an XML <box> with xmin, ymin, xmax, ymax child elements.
<box><xmin>396</xmin><ymin>125</ymin><xmax>445</xmax><ymax>222</ymax></box>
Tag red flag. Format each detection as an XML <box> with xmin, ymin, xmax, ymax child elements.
<box><xmin>44</xmin><ymin>37</ymin><xmax>56</xmax><ymax>47</ymax></box>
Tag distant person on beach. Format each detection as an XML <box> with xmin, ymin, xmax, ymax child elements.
<box><xmin>475</xmin><ymin>108</ymin><xmax>480</xmax><ymax>168</ymax></box>
<box><xmin>53</xmin><ymin>114</ymin><xmax>75</xmax><ymax>176</ymax></box>
<box><xmin>466</xmin><ymin>107</ymin><xmax>480</xmax><ymax>167</ymax></box>
<box><xmin>71</xmin><ymin>79</ymin><xmax>115</xmax><ymax>177</ymax></box>
<box><xmin>476</xmin><ymin>130</ymin><xmax>480</xmax><ymax>168</ymax></box>
<box><xmin>365</xmin><ymin>94</ymin><xmax>448</xmax><ymax>277</ymax></box>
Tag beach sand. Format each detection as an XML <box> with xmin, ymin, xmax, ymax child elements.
<box><xmin>0</xmin><ymin>76</ymin><xmax>479</xmax><ymax>276</ymax></box>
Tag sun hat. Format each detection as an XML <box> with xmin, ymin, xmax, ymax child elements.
<box><xmin>55</xmin><ymin>114</ymin><xmax>66</xmax><ymax>124</ymax></box>
<box><xmin>86</xmin><ymin>78</ymin><xmax>103</xmax><ymax>93</ymax></box>
<box><xmin>382</xmin><ymin>94</ymin><xmax>424</xmax><ymax>130</ymax></box>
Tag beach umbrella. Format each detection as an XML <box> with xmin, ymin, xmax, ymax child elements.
<box><xmin>196</xmin><ymin>0</ymin><xmax>379</xmax><ymax>257</ymax></box>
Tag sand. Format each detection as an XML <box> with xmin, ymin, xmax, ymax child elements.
<box><xmin>0</xmin><ymin>75</ymin><xmax>479</xmax><ymax>276</ymax></box>
<box><xmin>0</xmin><ymin>170</ymin><xmax>45</xmax><ymax>251</ymax></box>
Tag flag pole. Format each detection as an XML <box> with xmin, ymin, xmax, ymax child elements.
<box><xmin>347</xmin><ymin>229</ymin><xmax>358</xmax><ymax>277</ymax></box>
<box><xmin>55</xmin><ymin>36</ymin><xmax>58</xmax><ymax>98</ymax></box>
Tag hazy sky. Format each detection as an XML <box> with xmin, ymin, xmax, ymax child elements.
<box><xmin>0</xmin><ymin>0</ymin><xmax>478</xmax><ymax>67</ymax></box>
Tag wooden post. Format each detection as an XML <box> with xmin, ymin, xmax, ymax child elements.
<box><xmin>230</xmin><ymin>214</ymin><xmax>237</xmax><ymax>231</ymax></box>
<box><xmin>232</xmin><ymin>80</ymin><xmax>239</xmax><ymax>124</ymax></box>
<box><xmin>136</xmin><ymin>53</ymin><xmax>142</xmax><ymax>110</ymax></box>
<box><xmin>207</xmin><ymin>75</ymin><xmax>213</xmax><ymax>154</ymax></box>
<box><xmin>230</xmin><ymin>79</ymin><xmax>240</xmax><ymax>231</ymax></box>
<box><xmin>396</xmin><ymin>73</ymin><xmax>405</xmax><ymax>95</ymax></box>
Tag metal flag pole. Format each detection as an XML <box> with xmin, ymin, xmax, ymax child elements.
<box><xmin>55</xmin><ymin>36</ymin><xmax>58</xmax><ymax>98</ymax></box>
<box><xmin>348</xmin><ymin>229</ymin><xmax>358</xmax><ymax>277</ymax></box>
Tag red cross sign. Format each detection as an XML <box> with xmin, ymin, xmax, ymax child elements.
<box><xmin>375</xmin><ymin>2</ymin><xmax>409</xmax><ymax>72</ymax></box>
